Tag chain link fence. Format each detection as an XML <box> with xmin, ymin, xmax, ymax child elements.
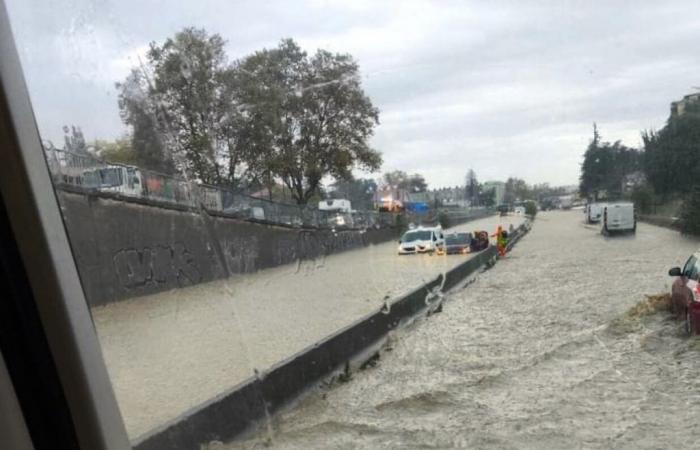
<box><xmin>45</xmin><ymin>147</ymin><xmax>491</xmax><ymax>230</ymax></box>
<box><xmin>44</xmin><ymin>147</ymin><xmax>410</xmax><ymax>229</ymax></box>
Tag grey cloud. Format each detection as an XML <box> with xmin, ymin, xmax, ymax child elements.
<box><xmin>6</xmin><ymin>0</ymin><xmax>700</xmax><ymax>188</ymax></box>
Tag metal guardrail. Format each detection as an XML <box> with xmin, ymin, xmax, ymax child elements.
<box><xmin>44</xmin><ymin>147</ymin><xmax>492</xmax><ymax>230</ymax></box>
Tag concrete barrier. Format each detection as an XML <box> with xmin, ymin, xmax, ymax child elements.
<box><xmin>132</xmin><ymin>220</ymin><xmax>531</xmax><ymax>450</ymax></box>
<box><xmin>57</xmin><ymin>189</ymin><xmax>495</xmax><ymax>307</ymax></box>
<box><xmin>57</xmin><ymin>190</ymin><xmax>397</xmax><ymax>306</ymax></box>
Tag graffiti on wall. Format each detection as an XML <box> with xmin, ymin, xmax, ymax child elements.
<box><xmin>274</xmin><ymin>237</ymin><xmax>298</xmax><ymax>266</ymax></box>
<box><xmin>113</xmin><ymin>242</ymin><xmax>201</xmax><ymax>290</ymax></box>
<box><xmin>221</xmin><ymin>236</ymin><xmax>260</xmax><ymax>274</ymax></box>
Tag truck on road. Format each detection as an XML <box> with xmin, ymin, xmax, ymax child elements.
<box><xmin>602</xmin><ymin>202</ymin><xmax>636</xmax><ymax>235</ymax></box>
<box><xmin>585</xmin><ymin>202</ymin><xmax>606</xmax><ymax>224</ymax></box>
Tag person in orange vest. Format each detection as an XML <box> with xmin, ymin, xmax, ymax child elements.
<box><xmin>491</xmin><ymin>225</ymin><xmax>508</xmax><ymax>257</ymax></box>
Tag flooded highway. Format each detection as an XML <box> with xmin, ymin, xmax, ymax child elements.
<box><xmin>224</xmin><ymin>210</ymin><xmax>700</xmax><ymax>450</ymax></box>
<box><xmin>93</xmin><ymin>214</ymin><xmax>523</xmax><ymax>439</ymax></box>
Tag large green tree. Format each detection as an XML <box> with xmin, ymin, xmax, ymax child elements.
<box><xmin>116</xmin><ymin>71</ymin><xmax>175</xmax><ymax>173</ymax></box>
<box><xmin>643</xmin><ymin>100</ymin><xmax>700</xmax><ymax>196</ymax></box>
<box><xmin>504</xmin><ymin>177</ymin><xmax>530</xmax><ymax>203</ymax></box>
<box><xmin>382</xmin><ymin>170</ymin><xmax>427</xmax><ymax>193</ymax></box>
<box><xmin>579</xmin><ymin>124</ymin><xmax>641</xmax><ymax>200</ymax></box>
<box><xmin>118</xmin><ymin>32</ymin><xmax>381</xmax><ymax>201</ymax></box>
<box><xmin>232</xmin><ymin>39</ymin><xmax>382</xmax><ymax>204</ymax></box>
<box><xmin>118</xmin><ymin>28</ymin><xmax>244</xmax><ymax>184</ymax></box>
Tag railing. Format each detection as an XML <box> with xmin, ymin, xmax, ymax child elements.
<box><xmin>44</xmin><ymin>147</ymin><xmax>492</xmax><ymax>230</ymax></box>
<box><xmin>44</xmin><ymin>147</ymin><xmax>409</xmax><ymax>229</ymax></box>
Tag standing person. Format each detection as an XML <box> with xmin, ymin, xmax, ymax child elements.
<box><xmin>491</xmin><ymin>225</ymin><xmax>507</xmax><ymax>257</ymax></box>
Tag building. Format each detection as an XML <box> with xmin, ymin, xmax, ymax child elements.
<box><xmin>482</xmin><ymin>181</ymin><xmax>506</xmax><ymax>205</ymax></box>
<box><xmin>437</xmin><ymin>186</ymin><xmax>466</xmax><ymax>205</ymax></box>
<box><xmin>671</xmin><ymin>93</ymin><xmax>700</xmax><ymax>116</ymax></box>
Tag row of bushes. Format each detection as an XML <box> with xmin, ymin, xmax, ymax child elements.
<box><xmin>629</xmin><ymin>186</ymin><xmax>699</xmax><ymax>235</ymax></box>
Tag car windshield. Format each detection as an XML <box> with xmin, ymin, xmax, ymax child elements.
<box><xmin>402</xmin><ymin>230</ymin><xmax>431</xmax><ymax>242</ymax></box>
<box><xmin>5</xmin><ymin>2</ymin><xmax>700</xmax><ymax>449</ymax></box>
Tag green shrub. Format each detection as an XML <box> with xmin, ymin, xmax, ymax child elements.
<box><xmin>524</xmin><ymin>200</ymin><xmax>537</xmax><ymax>218</ymax></box>
<box><xmin>438</xmin><ymin>211</ymin><xmax>451</xmax><ymax>229</ymax></box>
<box><xmin>680</xmin><ymin>185</ymin><xmax>700</xmax><ymax>235</ymax></box>
<box><xmin>630</xmin><ymin>185</ymin><xmax>654</xmax><ymax>214</ymax></box>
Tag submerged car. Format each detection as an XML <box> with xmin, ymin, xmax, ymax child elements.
<box><xmin>442</xmin><ymin>232</ymin><xmax>472</xmax><ymax>255</ymax></box>
<box><xmin>668</xmin><ymin>252</ymin><xmax>700</xmax><ymax>335</ymax></box>
<box><xmin>398</xmin><ymin>226</ymin><xmax>445</xmax><ymax>255</ymax></box>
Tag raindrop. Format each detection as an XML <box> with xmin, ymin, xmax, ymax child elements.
<box><xmin>380</xmin><ymin>296</ymin><xmax>391</xmax><ymax>315</ymax></box>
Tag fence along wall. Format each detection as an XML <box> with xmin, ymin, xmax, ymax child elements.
<box><xmin>58</xmin><ymin>190</ymin><xmax>396</xmax><ymax>307</ymax></box>
<box><xmin>45</xmin><ymin>147</ymin><xmax>393</xmax><ymax>229</ymax></box>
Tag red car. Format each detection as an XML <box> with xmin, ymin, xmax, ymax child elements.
<box><xmin>669</xmin><ymin>253</ymin><xmax>700</xmax><ymax>334</ymax></box>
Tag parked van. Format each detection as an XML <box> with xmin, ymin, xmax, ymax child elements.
<box><xmin>602</xmin><ymin>202</ymin><xmax>636</xmax><ymax>235</ymax></box>
<box><xmin>585</xmin><ymin>202</ymin><xmax>606</xmax><ymax>224</ymax></box>
<box><xmin>398</xmin><ymin>226</ymin><xmax>445</xmax><ymax>255</ymax></box>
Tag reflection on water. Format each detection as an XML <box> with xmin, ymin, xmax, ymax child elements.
<box><xmin>225</xmin><ymin>211</ymin><xmax>700</xmax><ymax>450</ymax></box>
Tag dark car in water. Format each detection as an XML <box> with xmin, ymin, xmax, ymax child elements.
<box><xmin>668</xmin><ymin>252</ymin><xmax>700</xmax><ymax>335</ymax></box>
<box><xmin>442</xmin><ymin>232</ymin><xmax>473</xmax><ymax>255</ymax></box>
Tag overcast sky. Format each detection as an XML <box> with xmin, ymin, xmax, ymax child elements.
<box><xmin>6</xmin><ymin>0</ymin><xmax>700</xmax><ymax>188</ymax></box>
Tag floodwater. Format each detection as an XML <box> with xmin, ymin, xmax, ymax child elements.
<box><xmin>93</xmin><ymin>214</ymin><xmax>523</xmax><ymax>439</ymax></box>
<box><xmin>223</xmin><ymin>210</ymin><xmax>700</xmax><ymax>450</ymax></box>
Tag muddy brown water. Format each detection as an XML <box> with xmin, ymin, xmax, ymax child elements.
<box><xmin>94</xmin><ymin>215</ymin><xmax>524</xmax><ymax>439</ymax></box>
<box><xmin>222</xmin><ymin>210</ymin><xmax>700</xmax><ymax>450</ymax></box>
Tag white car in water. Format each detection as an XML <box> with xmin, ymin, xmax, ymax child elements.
<box><xmin>398</xmin><ymin>226</ymin><xmax>445</xmax><ymax>255</ymax></box>
<box><xmin>602</xmin><ymin>202</ymin><xmax>636</xmax><ymax>235</ymax></box>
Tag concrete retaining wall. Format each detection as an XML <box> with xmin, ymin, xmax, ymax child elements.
<box><xmin>132</xmin><ymin>221</ymin><xmax>531</xmax><ymax>450</ymax></box>
<box><xmin>57</xmin><ymin>191</ymin><xmax>396</xmax><ymax>307</ymax></box>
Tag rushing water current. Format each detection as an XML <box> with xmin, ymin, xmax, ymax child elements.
<box><xmin>222</xmin><ymin>210</ymin><xmax>700</xmax><ymax>450</ymax></box>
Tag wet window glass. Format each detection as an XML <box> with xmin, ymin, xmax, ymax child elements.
<box><xmin>691</xmin><ymin>258</ymin><xmax>700</xmax><ymax>281</ymax></box>
<box><xmin>683</xmin><ymin>256</ymin><xmax>697</xmax><ymax>278</ymax></box>
<box><xmin>4</xmin><ymin>1</ymin><xmax>700</xmax><ymax>449</ymax></box>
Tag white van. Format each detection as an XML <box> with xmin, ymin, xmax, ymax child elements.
<box><xmin>398</xmin><ymin>226</ymin><xmax>445</xmax><ymax>255</ymax></box>
<box><xmin>585</xmin><ymin>202</ymin><xmax>606</xmax><ymax>224</ymax></box>
<box><xmin>602</xmin><ymin>202</ymin><xmax>636</xmax><ymax>234</ymax></box>
<box><xmin>319</xmin><ymin>199</ymin><xmax>352</xmax><ymax>213</ymax></box>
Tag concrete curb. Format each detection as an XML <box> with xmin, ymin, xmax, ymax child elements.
<box><xmin>133</xmin><ymin>221</ymin><xmax>531</xmax><ymax>450</ymax></box>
